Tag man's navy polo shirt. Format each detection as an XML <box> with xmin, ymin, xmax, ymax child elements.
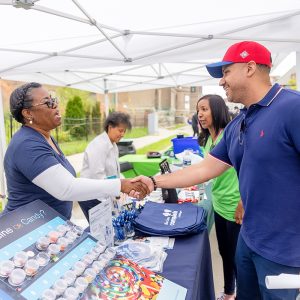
<box><xmin>211</xmin><ymin>84</ymin><xmax>300</xmax><ymax>267</ymax></box>
<box><xmin>4</xmin><ymin>126</ymin><xmax>75</xmax><ymax>219</ymax></box>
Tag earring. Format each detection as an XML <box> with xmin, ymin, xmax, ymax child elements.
<box><xmin>29</xmin><ymin>119</ymin><xmax>33</xmax><ymax>124</ymax></box>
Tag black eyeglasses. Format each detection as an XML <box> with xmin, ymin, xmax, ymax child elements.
<box><xmin>239</xmin><ymin>117</ymin><xmax>246</xmax><ymax>145</ymax></box>
<box><xmin>30</xmin><ymin>96</ymin><xmax>59</xmax><ymax>109</ymax></box>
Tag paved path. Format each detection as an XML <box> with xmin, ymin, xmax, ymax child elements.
<box><xmin>67</xmin><ymin>125</ymin><xmax>192</xmax><ymax>173</ymax></box>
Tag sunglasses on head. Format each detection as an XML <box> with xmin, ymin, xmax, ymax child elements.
<box><xmin>31</xmin><ymin>96</ymin><xmax>59</xmax><ymax>109</ymax></box>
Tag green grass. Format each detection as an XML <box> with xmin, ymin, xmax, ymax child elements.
<box><xmin>124</xmin><ymin>127</ymin><xmax>148</xmax><ymax>138</ymax></box>
<box><xmin>59</xmin><ymin>127</ymin><xmax>148</xmax><ymax>156</ymax></box>
<box><xmin>136</xmin><ymin>135</ymin><xmax>177</xmax><ymax>154</ymax></box>
<box><xmin>59</xmin><ymin>138</ymin><xmax>93</xmax><ymax>156</ymax></box>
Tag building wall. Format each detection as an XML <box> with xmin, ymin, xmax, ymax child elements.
<box><xmin>105</xmin><ymin>86</ymin><xmax>202</xmax><ymax>126</ymax></box>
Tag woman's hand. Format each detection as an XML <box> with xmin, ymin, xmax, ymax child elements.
<box><xmin>234</xmin><ymin>200</ymin><xmax>244</xmax><ymax>225</ymax></box>
<box><xmin>120</xmin><ymin>179</ymin><xmax>150</xmax><ymax>199</ymax></box>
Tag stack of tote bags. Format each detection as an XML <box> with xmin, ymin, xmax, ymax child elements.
<box><xmin>133</xmin><ymin>202</ymin><xmax>206</xmax><ymax>236</ymax></box>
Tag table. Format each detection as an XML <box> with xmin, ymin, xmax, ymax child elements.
<box><xmin>162</xmin><ymin>230</ymin><xmax>215</xmax><ymax>300</ymax></box>
<box><xmin>119</xmin><ymin>154</ymin><xmax>166</xmax><ymax>177</ymax></box>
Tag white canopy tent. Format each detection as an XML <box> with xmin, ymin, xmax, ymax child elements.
<box><xmin>1</xmin><ymin>0</ymin><xmax>300</xmax><ymax>198</ymax></box>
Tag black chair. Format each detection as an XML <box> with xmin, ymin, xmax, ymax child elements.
<box><xmin>119</xmin><ymin>161</ymin><xmax>138</xmax><ymax>176</ymax></box>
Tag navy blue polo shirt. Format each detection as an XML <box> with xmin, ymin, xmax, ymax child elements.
<box><xmin>4</xmin><ymin>126</ymin><xmax>75</xmax><ymax>219</ymax></box>
<box><xmin>211</xmin><ymin>84</ymin><xmax>300</xmax><ymax>267</ymax></box>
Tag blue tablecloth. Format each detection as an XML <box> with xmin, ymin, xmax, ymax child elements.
<box><xmin>161</xmin><ymin>230</ymin><xmax>215</xmax><ymax>300</ymax></box>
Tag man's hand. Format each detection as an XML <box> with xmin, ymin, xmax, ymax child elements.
<box><xmin>234</xmin><ymin>200</ymin><xmax>244</xmax><ymax>225</ymax></box>
<box><xmin>120</xmin><ymin>179</ymin><xmax>150</xmax><ymax>199</ymax></box>
<box><xmin>130</xmin><ymin>175</ymin><xmax>155</xmax><ymax>193</ymax></box>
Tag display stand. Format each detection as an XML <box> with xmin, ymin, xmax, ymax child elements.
<box><xmin>0</xmin><ymin>200</ymin><xmax>187</xmax><ymax>300</ymax></box>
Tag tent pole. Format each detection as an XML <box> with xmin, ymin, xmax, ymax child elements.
<box><xmin>0</xmin><ymin>83</ymin><xmax>7</xmax><ymax>207</ymax></box>
<box><xmin>296</xmin><ymin>52</ymin><xmax>300</xmax><ymax>91</ymax></box>
<box><xmin>104</xmin><ymin>79</ymin><xmax>109</xmax><ymax>118</ymax></box>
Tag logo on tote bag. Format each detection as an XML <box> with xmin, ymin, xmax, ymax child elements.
<box><xmin>162</xmin><ymin>209</ymin><xmax>182</xmax><ymax>226</ymax></box>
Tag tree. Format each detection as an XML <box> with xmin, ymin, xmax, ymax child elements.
<box><xmin>91</xmin><ymin>101</ymin><xmax>102</xmax><ymax>134</ymax></box>
<box><xmin>65</xmin><ymin>96</ymin><xmax>86</xmax><ymax>138</ymax></box>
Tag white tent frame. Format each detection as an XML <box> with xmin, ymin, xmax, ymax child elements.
<box><xmin>0</xmin><ymin>0</ymin><xmax>300</xmax><ymax>200</ymax></box>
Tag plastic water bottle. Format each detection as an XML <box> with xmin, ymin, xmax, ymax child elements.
<box><xmin>198</xmin><ymin>183</ymin><xmax>205</xmax><ymax>202</ymax></box>
<box><xmin>183</xmin><ymin>149</ymin><xmax>192</xmax><ymax>168</ymax></box>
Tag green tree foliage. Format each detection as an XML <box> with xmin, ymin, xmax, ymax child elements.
<box><xmin>287</xmin><ymin>74</ymin><xmax>297</xmax><ymax>90</ymax></box>
<box><xmin>65</xmin><ymin>96</ymin><xmax>86</xmax><ymax>138</ymax></box>
<box><xmin>91</xmin><ymin>101</ymin><xmax>102</xmax><ymax>134</ymax></box>
<box><xmin>56</xmin><ymin>87</ymin><xmax>91</xmax><ymax>113</ymax></box>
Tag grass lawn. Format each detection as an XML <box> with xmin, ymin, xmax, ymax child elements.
<box><xmin>136</xmin><ymin>135</ymin><xmax>177</xmax><ymax>154</ymax></box>
<box><xmin>59</xmin><ymin>138</ymin><xmax>93</xmax><ymax>156</ymax></box>
<box><xmin>124</xmin><ymin>127</ymin><xmax>147</xmax><ymax>138</ymax></box>
<box><xmin>59</xmin><ymin>127</ymin><xmax>148</xmax><ymax>156</ymax></box>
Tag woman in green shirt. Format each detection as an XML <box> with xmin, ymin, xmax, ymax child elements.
<box><xmin>197</xmin><ymin>94</ymin><xmax>243</xmax><ymax>300</ymax></box>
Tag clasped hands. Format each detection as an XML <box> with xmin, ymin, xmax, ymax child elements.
<box><xmin>120</xmin><ymin>176</ymin><xmax>155</xmax><ymax>199</ymax></box>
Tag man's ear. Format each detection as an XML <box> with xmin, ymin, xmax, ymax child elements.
<box><xmin>246</xmin><ymin>61</ymin><xmax>256</xmax><ymax>77</ymax></box>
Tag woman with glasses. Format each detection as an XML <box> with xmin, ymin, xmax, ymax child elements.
<box><xmin>3</xmin><ymin>82</ymin><xmax>148</xmax><ymax>219</ymax></box>
<box><xmin>197</xmin><ymin>94</ymin><xmax>242</xmax><ymax>300</ymax></box>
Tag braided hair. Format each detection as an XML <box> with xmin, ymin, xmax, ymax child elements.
<box><xmin>10</xmin><ymin>82</ymin><xmax>42</xmax><ymax>124</ymax></box>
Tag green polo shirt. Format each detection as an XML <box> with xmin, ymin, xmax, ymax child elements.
<box><xmin>203</xmin><ymin>132</ymin><xmax>240</xmax><ymax>221</ymax></box>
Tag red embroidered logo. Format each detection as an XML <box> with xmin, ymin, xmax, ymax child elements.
<box><xmin>260</xmin><ymin>130</ymin><xmax>264</xmax><ymax>137</ymax></box>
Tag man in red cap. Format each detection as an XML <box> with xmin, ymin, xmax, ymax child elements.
<box><xmin>132</xmin><ymin>41</ymin><xmax>300</xmax><ymax>299</ymax></box>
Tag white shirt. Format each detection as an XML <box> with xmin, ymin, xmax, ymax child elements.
<box><xmin>80</xmin><ymin>132</ymin><xmax>120</xmax><ymax>180</ymax></box>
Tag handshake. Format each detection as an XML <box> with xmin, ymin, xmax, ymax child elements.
<box><xmin>120</xmin><ymin>176</ymin><xmax>155</xmax><ymax>199</ymax></box>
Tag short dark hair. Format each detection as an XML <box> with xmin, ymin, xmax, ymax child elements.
<box><xmin>104</xmin><ymin>112</ymin><xmax>132</xmax><ymax>133</ymax></box>
<box><xmin>257</xmin><ymin>64</ymin><xmax>271</xmax><ymax>74</ymax></box>
<box><xmin>10</xmin><ymin>82</ymin><xmax>42</xmax><ymax>124</ymax></box>
<box><xmin>196</xmin><ymin>94</ymin><xmax>230</xmax><ymax>147</ymax></box>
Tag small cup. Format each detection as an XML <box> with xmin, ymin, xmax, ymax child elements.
<box><xmin>65</xmin><ymin>231</ymin><xmax>77</xmax><ymax>243</ymax></box>
<box><xmin>81</xmin><ymin>254</ymin><xmax>93</xmax><ymax>266</ymax></box>
<box><xmin>92</xmin><ymin>244</ymin><xmax>106</xmax><ymax>256</ymax></box>
<box><xmin>36</xmin><ymin>236</ymin><xmax>50</xmax><ymax>251</ymax></box>
<box><xmin>36</xmin><ymin>252</ymin><xmax>50</xmax><ymax>267</ymax></box>
<box><xmin>52</xmin><ymin>278</ymin><xmax>68</xmax><ymax>296</ymax></box>
<box><xmin>104</xmin><ymin>247</ymin><xmax>116</xmax><ymax>259</ymax></box>
<box><xmin>57</xmin><ymin>237</ymin><xmax>69</xmax><ymax>252</ymax></box>
<box><xmin>62</xmin><ymin>270</ymin><xmax>76</xmax><ymax>286</ymax></box>
<box><xmin>72</xmin><ymin>225</ymin><xmax>84</xmax><ymax>236</ymax></box>
<box><xmin>74</xmin><ymin>276</ymin><xmax>88</xmax><ymax>293</ymax></box>
<box><xmin>92</xmin><ymin>260</ymin><xmax>105</xmax><ymax>273</ymax></box>
<box><xmin>63</xmin><ymin>287</ymin><xmax>79</xmax><ymax>300</ymax></box>
<box><xmin>56</xmin><ymin>224</ymin><xmax>68</xmax><ymax>236</ymax></box>
<box><xmin>48</xmin><ymin>231</ymin><xmax>60</xmax><ymax>243</ymax></box>
<box><xmin>89</xmin><ymin>250</ymin><xmax>99</xmax><ymax>261</ymax></box>
<box><xmin>13</xmin><ymin>251</ymin><xmax>28</xmax><ymax>267</ymax></box>
<box><xmin>41</xmin><ymin>288</ymin><xmax>57</xmax><ymax>300</ymax></box>
<box><xmin>24</xmin><ymin>259</ymin><xmax>39</xmax><ymax>276</ymax></box>
<box><xmin>8</xmin><ymin>268</ymin><xmax>26</xmax><ymax>286</ymax></box>
<box><xmin>83</xmin><ymin>267</ymin><xmax>97</xmax><ymax>283</ymax></box>
<box><xmin>72</xmin><ymin>261</ymin><xmax>86</xmax><ymax>276</ymax></box>
<box><xmin>0</xmin><ymin>260</ymin><xmax>14</xmax><ymax>277</ymax></box>
<box><xmin>47</xmin><ymin>244</ymin><xmax>60</xmax><ymax>257</ymax></box>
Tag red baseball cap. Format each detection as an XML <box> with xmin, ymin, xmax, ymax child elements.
<box><xmin>206</xmin><ymin>41</ymin><xmax>272</xmax><ymax>78</ymax></box>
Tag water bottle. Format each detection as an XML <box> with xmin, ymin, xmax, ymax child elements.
<box><xmin>198</xmin><ymin>183</ymin><xmax>205</xmax><ymax>202</ymax></box>
<box><xmin>183</xmin><ymin>149</ymin><xmax>192</xmax><ymax>168</ymax></box>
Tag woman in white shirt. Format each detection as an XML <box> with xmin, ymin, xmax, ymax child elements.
<box><xmin>79</xmin><ymin>112</ymin><xmax>132</xmax><ymax>220</ymax></box>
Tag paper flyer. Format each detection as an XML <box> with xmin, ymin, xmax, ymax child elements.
<box><xmin>88</xmin><ymin>199</ymin><xmax>113</xmax><ymax>247</ymax></box>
